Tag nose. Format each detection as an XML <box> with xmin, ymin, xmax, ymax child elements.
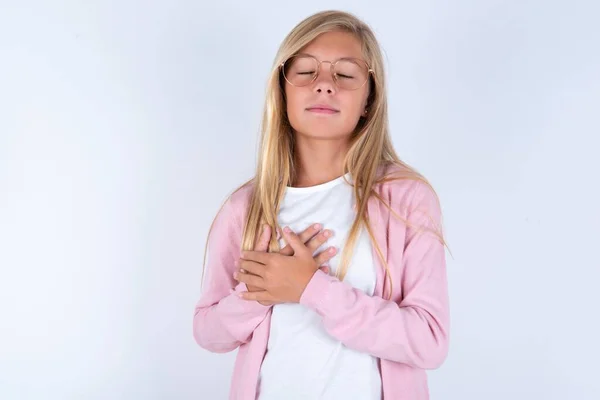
<box><xmin>313</xmin><ymin>61</ymin><xmax>336</xmax><ymax>94</ymax></box>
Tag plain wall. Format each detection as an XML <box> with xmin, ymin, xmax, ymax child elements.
<box><xmin>1</xmin><ymin>1</ymin><xmax>599</xmax><ymax>399</ymax></box>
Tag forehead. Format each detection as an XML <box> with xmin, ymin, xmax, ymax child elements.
<box><xmin>299</xmin><ymin>31</ymin><xmax>364</xmax><ymax>60</ymax></box>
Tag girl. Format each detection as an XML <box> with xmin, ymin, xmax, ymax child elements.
<box><xmin>193</xmin><ymin>10</ymin><xmax>450</xmax><ymax>400</ymax></box>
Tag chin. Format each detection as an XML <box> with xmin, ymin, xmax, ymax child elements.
<box><xmin>295</xmin><ymin>126</ymin><xmax>350</xmax><ymax>140</ymax></box>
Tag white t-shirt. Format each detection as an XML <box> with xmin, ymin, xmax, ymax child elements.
<box><xmin>257</xmin><ymin>172</ymin><xmax>382</xmax><ymax>400</ymax></box>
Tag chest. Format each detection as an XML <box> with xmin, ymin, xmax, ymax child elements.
<box><xmin>278</xmin><ymin>187</ymin><xmax>378</xmax><ymax>294</ymax></box>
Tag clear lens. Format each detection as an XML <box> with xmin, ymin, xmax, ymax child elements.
<box><xmin>282</xmin><ymin>55</ymin><xmax>369</xmax><ymax>90</ymax></box>
<box><xmin>334</xmin><ymin>59</ymin><xmax>369</xmax><ymax>90</ymax></box>
<box><xmin>283</xmin><ymin>55</ymin><xmax>318</xmax><ymax>86</ymax></box>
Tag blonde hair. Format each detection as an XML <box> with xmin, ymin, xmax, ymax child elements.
<box><xmin>202</xmin><ymin>10</ymin><xmax>449</xmax><ymax>299</ymax></box>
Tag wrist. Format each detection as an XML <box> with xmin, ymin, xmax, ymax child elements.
<box><xmin>295</xmin><ymin>269</ymin><xmax>319</xmax><ymax>302</ymax></box>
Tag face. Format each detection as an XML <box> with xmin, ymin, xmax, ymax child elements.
<box><xmin>283</xmin><ymin>31</ymin><xmax>371</xmax><ymax>141</ymax></box>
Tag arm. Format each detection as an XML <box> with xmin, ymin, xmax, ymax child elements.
<box><xmin>299</xmin><ymin>181</ymin><xmax>449</xmax><ymax>369</ymax></box>
<box><xmin>193</xmin><ymin>196</ymin><xmax>271</xmax><ymax>353</ymax></box>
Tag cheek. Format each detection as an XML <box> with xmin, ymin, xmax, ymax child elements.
<box><xmin>342</xmin><ymin>93</ymin><xmax>367</xmax><ymax>119</ymax></box>
<box><xmin>284</xmin><ymin>87</ymin><xmax>305</xmax><ymax>123</ymax></box>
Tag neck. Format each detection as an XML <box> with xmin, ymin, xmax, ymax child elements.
<box><xmin>291</xmin><ymin>134</ymin><xmax>350</xmax><ymax>188</ymax></box>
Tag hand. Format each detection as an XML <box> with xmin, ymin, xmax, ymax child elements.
<box><xmin>277</xmin><ymin>223</ymin><xmax>333</xmax><ymax>257</ymax></box>
<box><xmin>237</xmin><ymin>223</ymin><xmax>337</xmax><ymax>306</ymax></box>
<box><xmin>234</xmin><ymin>226</ymin><xmax>338</xmax><ymax>304</ymax></box>
<box><xmin>244</xmin><ymin>223</ymin><xmax>336</xmax><ymax>290</ymax></box>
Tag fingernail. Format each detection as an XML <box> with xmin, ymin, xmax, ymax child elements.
<box><xmin>283</xmin><ymin>226</ymin><xmax>291</xmax><ymax>233</ymax></box>
<box><xmin>329</xmin><ymin>247</ymin><xmax>336</xmax><ymax>254</ymax></box>
<box><xmin>313</xmin><ymin>223</ymin><xmax>321</xmax><ymax>230</ymax></box>
<box><xmin>323</xmin><ymin>230</ymin><xmax>331</xmax><ymax>237</ymax></box>
<box><xmin>240</xmin><ymin>268</ymin><xmax>245</xmax><ymax>273</ymax></box>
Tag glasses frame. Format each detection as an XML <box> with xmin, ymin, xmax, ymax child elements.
<box><xmin>280</xmin><ymin>53</ymin><xmax>374</xmax><ymax>91</ymax></box>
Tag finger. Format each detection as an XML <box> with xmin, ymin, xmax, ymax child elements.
<box><xmin>254</xmin><ymin>224</ymin><xmax>271</xmax><ymax>252</ymax></box>
<box><xmin>319</xmin><ymin>265</ymin><xmax>330</xmax><ymax>275</ymax></box>
<box><xmin>298</xmin><ymin>223</ymin><xmax>322</xmax><ymax>245</ymax></box>
<box><xmin>314</xmin><ymin>246</ymin><xmax>338</xmax><ymax>266</ymax></box>
<box><xmin>278</xmin><ymin>226</ymin><xmax>294</xmax><ymax>256</ymax></box>
<box><xmin>281</xmin><ymin>226</ymin><xmax>308</xmax><ymax>256</ymax></box>
<box><xmin>239</xmin><ymin>290</ymin><xmax>276</xmax><ymax>302</ymax></box>
<box><xmin>306</xmin><ymin>229</ymin><xmax>333</xmax><ymax>253</ymax></box>
<box><xmin>279</xmin><ymin>244</ymin><xmax>293</xmax><ymax>256</ymax></box>
<box><xmin>280</xmin><ymin>223</ymin><xmax>323</xmax><ymax>255</ymax></box>
<box><xmin>233</xmin><ymin>270</ymin><xmax>265</xmax><ymax>288</ymax></box>
<box><xmin>239</xmin><ymin>259</ymin><xmax>265</xmax><ymax>277</ymax></box>
<box><xmin>276</xmin><ymin>227</ymin><xmax>293</xmax><ymax>256</ymax></box>
<box><xmin>245</xmin><ymin>284</ymin><xmax>262</xmax><ymax>292</ymax></box>
<box><xmin>240</xmin><ymin>250</ymin><xmax>271</xmax><ymax>264</ymax></box>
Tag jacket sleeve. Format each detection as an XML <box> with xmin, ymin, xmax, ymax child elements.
<box><xmin>193</xmin><ymin>196</ymin><xmax>271</xmax><ymax>353</ymax></box>
<box><xmin>298</xmin><ymin>181</ymin><xmax>450</xmax><ymax>369</ymax></box>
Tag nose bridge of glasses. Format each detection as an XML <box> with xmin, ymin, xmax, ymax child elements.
<box><xmin>315</xmin><ymin>59</ymin><xmax>336</xmax><ymax>82</ymax></box>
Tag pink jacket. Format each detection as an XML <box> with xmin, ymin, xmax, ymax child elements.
<box><xmin>193</xmin><ymin>164</ymin><xmax>450</xmax><ymax>400</ymax></box>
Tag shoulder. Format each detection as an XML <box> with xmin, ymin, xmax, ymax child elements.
<box><xmin>227</xmin><ymin>180</ymin><xmax>254</xmax><ymax>211</ymax></box>
<box><xmin>374</xmin><ymin>162</ymin><xmax>441</xmax><ymax>218</ymax></box>
<box><xmin>217</xmin><ymin>179</ymin><xmax>255</xmax><ymax>226</ymax></box>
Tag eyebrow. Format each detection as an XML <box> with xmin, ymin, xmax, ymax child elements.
<box><xmin>299</xmin><ymin>52</ymin><xmax>359</xmax><ymax>60</ymax></box>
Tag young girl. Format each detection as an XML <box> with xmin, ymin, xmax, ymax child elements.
<box><xmin>193</xmin><ymin>10</ymin><xmax>450</xmax><ymax>400</ymax></box>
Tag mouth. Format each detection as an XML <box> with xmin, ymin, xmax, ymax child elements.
<box><xmin>306</xmin><ymin>105</ymin><xmax>340</xmax><ymax>114</ymax></box>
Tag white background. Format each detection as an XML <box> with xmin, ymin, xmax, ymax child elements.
<box><xmin>1</xmin><ymin>1</ymin><xmax>599</xmax><ymax>399</ymax></box>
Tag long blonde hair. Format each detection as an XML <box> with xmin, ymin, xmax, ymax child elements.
<box><xmin>202</xmin><ymin>10</ymin><xmax>448</xmax><ymax>299</ymax></box>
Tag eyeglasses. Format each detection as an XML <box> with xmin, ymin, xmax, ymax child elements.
<box><xmin>280</xmin><ymin>54</ymin><xmax>373</xmax><ymax>91</ymax></box>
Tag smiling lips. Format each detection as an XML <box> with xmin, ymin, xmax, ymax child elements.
<box><xmin>306</xmin><ymin>104</ymin><xmax>340</xmax><ymax>114</ymax></box>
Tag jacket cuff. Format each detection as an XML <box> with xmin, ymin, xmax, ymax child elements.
<box><xmin>299</xmin><ymin>269</ymin><xmax>335</xmax><ymax>315</ymax></box>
